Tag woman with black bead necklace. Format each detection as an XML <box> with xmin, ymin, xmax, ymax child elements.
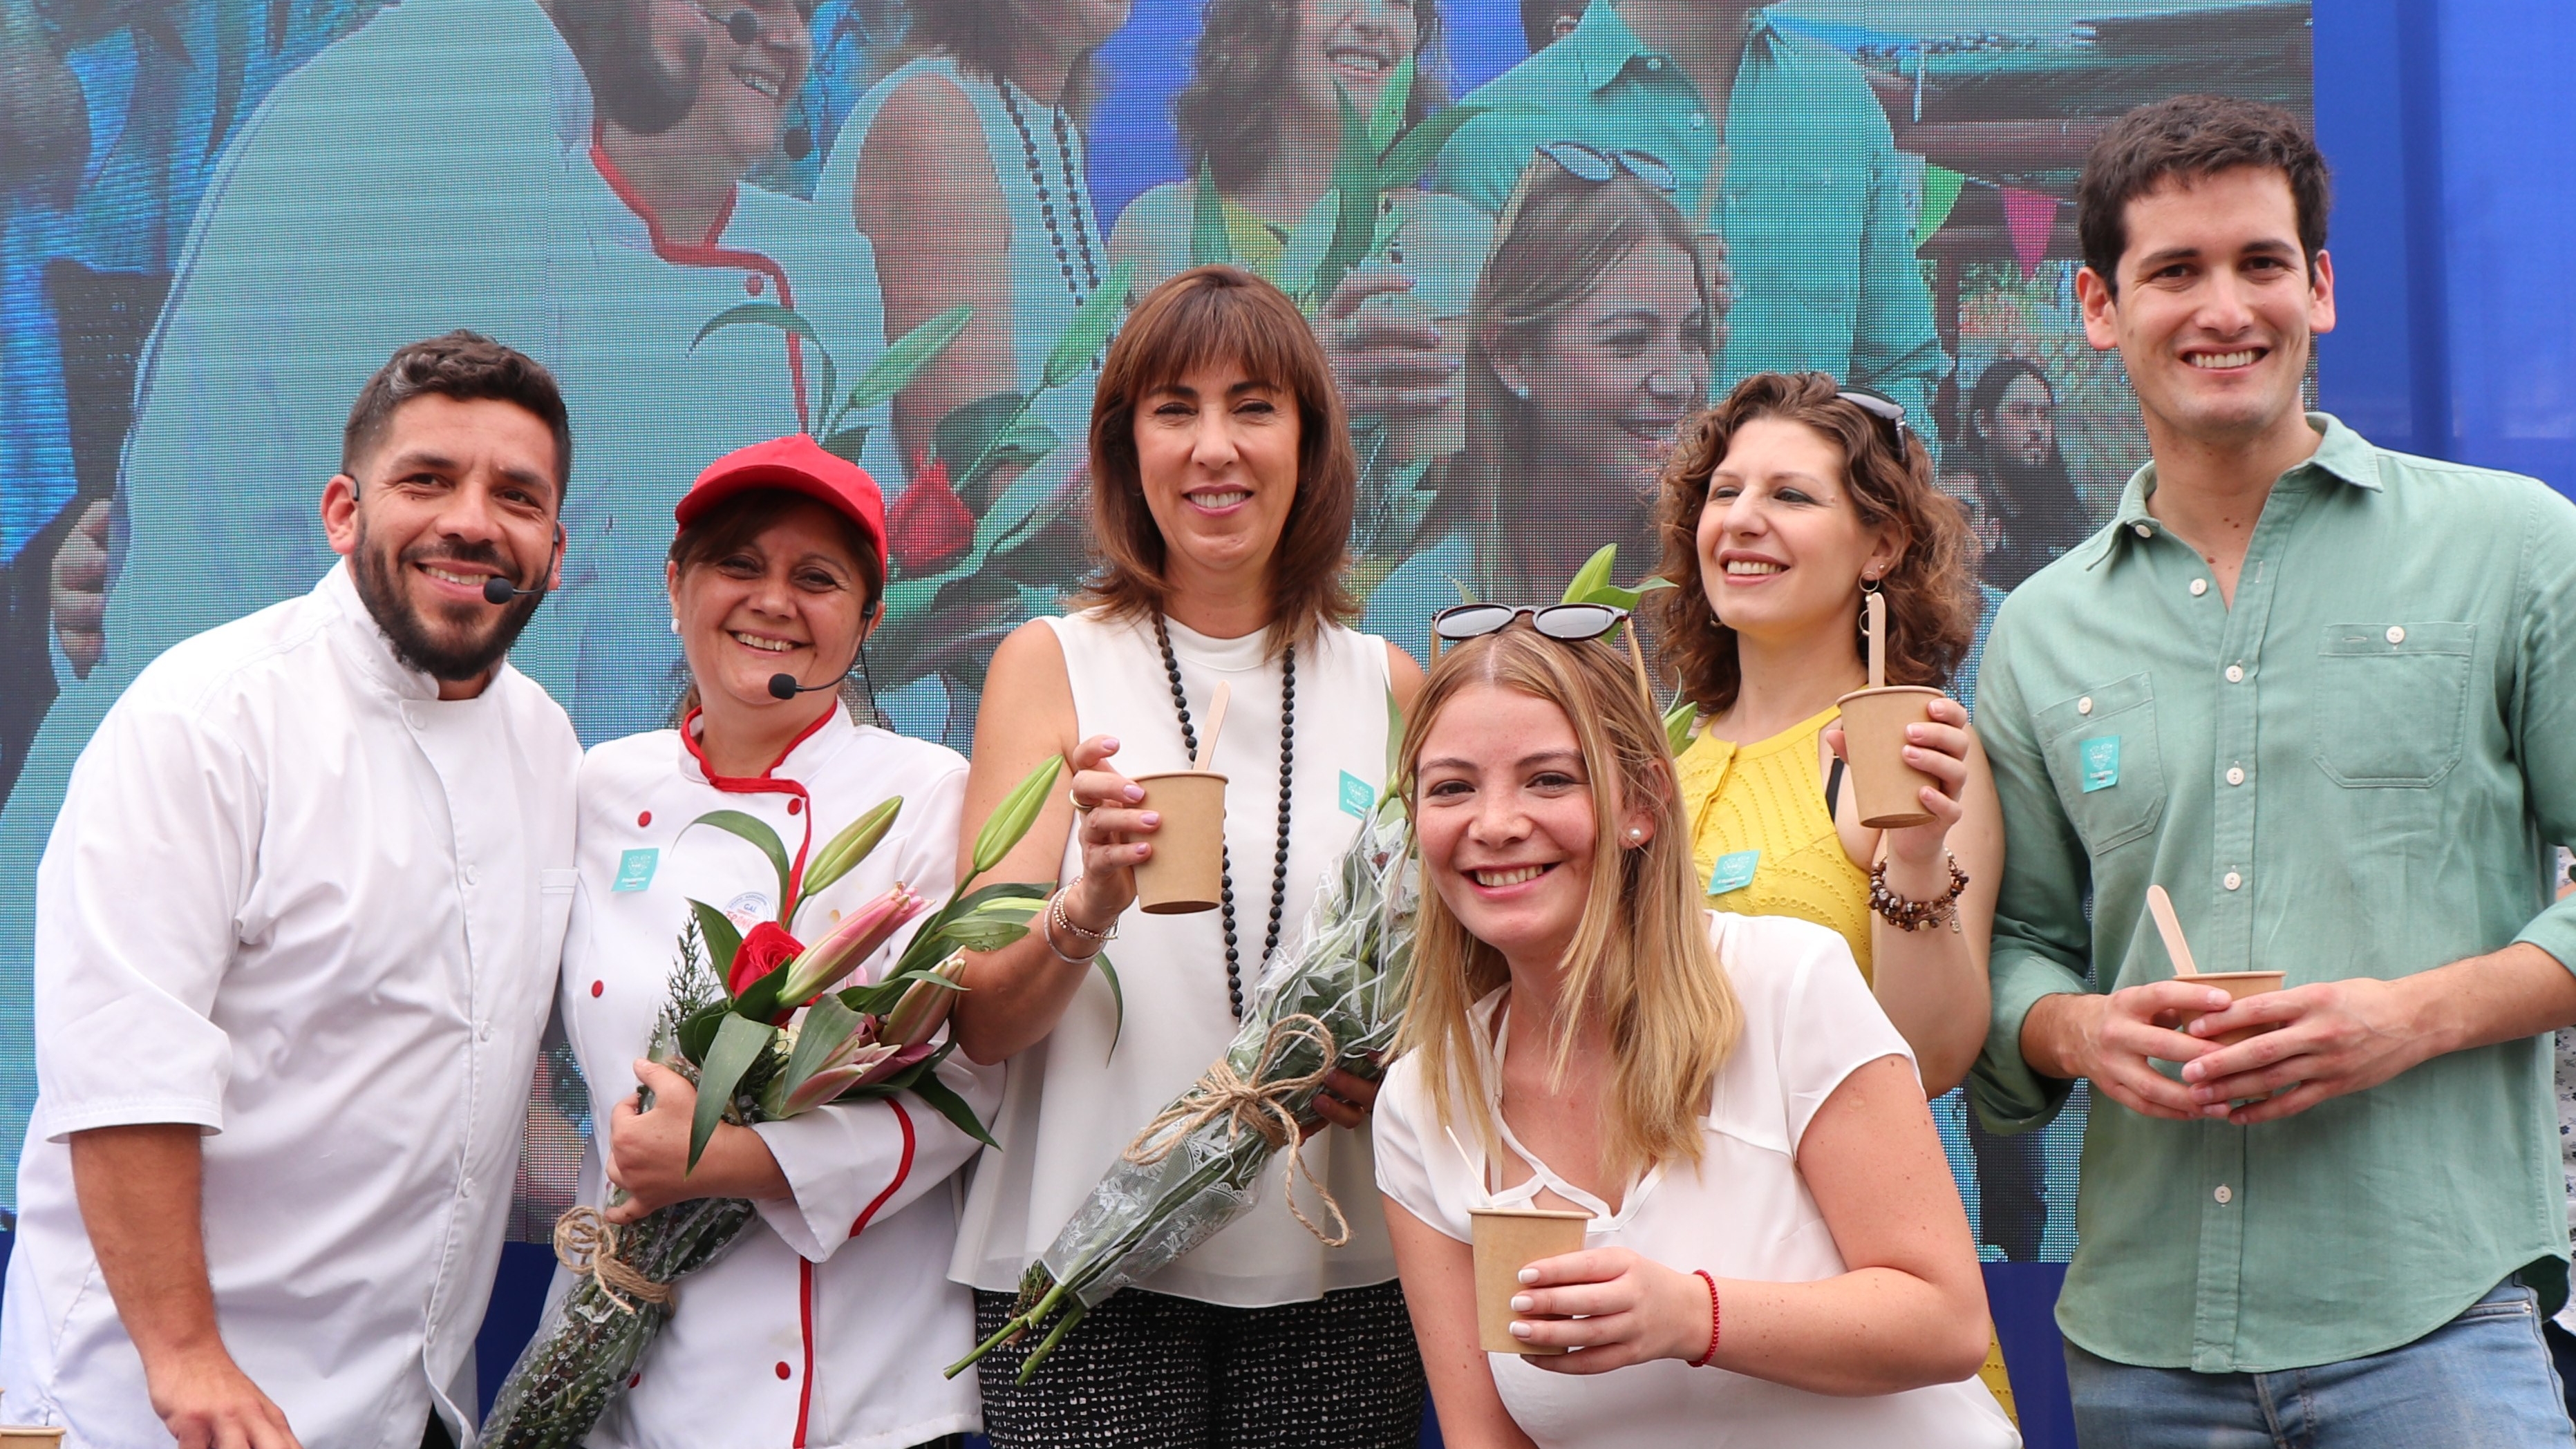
<box><xmin>823</xmin><ymin>0</ymin><xmax>1126</xmax><ymax>551</ymax></box>
<box><xmin>947</xmin><ymin>265</ymin><xmax>1429</xmax><ymax>1446</ymax></box>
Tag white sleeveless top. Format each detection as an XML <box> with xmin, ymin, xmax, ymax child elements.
<box><xmin>951</xmin><ymin>608</ymin><xmax>1400</xmax><ymax>1307</ymax></box>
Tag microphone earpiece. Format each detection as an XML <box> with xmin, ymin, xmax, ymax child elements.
<box><xmin>483</xmin><ymin>576</ymin><xmax>525</xmax><ymax>605</ymax></box>
<box><xmin>782</xmin><ymin>124</ymin><xmax>813</xmax><ymax>160</ymax></box>
<box><xmin>769</xmin><ymin>672</ymin><xmax>840</xmax><ymax>700</ymax></box>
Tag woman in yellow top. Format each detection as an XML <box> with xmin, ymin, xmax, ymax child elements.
<box><xmin>1650</xmin><ymin>371</ymin><xmax>2014</xmax><ymax>1415</ymax></box>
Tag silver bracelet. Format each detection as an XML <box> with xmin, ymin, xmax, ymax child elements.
<box><xmin>1044</xmin><ymin>885</ymin><xmax>1116</xmax><ymax>963</ymax></box>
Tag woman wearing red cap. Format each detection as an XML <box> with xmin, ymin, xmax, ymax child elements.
<box><xmin>946</xmin><ymin>266</ymin><xmax>1430</xmax><ymax>1446</ymax></box>
<box><xmin>552</xmin><ymin>435</ymin><xmax>998</xmax><ymax>1448</ymax></box>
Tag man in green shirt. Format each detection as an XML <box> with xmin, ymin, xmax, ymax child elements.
<box><xmin>1429</xmin><ymin>0</ymin><xmax>1945</xmax><ymax>426</ymax></box>
<box><xmin>1971</xmin><ymin>95</ymin><xmax>2576</xmax><ymax>1446</ymax></box>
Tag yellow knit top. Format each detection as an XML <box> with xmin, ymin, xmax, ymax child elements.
<box><xmin>1675</xmin><ymin>704</ymin><xmax>1876</xmax><ymax>983</ymax></box>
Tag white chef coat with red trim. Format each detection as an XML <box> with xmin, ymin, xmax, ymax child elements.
<box><xmin>558</xmin><ymin>708</ymin><xmax>993</xmax><ymax>1449</ymax></box>
<box><xmin>1</xmin><ymin>563</ymin><xmax>581</xmax><ymax>1447</ymax></box>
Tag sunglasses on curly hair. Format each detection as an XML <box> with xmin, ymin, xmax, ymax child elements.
<box><xmin>1534</xmin><ymin>142</ymin><xmax>1679</xmax><ymax>196</ymax></box>
<box><xmin>1429</xmin><ymin>602</ymin><xmax>1659</xmax><ymax>716</ymax></box>
<box><xmin>1836</xmin><ymin>385</ymin><xmax>1912</xmax><ymax>454</ymax></box>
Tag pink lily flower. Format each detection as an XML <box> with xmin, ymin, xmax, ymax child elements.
<box><xmin>778</xmin><ymin>884</ymin><xmax>925</xmax><ymax>1006</ymax></box>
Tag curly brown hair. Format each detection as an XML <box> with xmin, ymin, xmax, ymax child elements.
<box><xmin>1650</xmin><ymin>372</ymin><xmax>1980</xmax><ymax>716</ymax></box>
<box><xmin>906</xmin><ymin>0</ymin><xmax>1107</xmax><ymax>117</ymax></box>
<box><xmin>1172</xmin><ymin>0</ymin><xmax>1446</xmax><ymax>194</ymax></box>
<box><xmin>1080</xmin><ymin>265</ymin><xmax>1357</xmax><ymax>653</ymax></box>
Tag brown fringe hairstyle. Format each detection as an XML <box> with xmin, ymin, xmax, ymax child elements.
<box><xmin>1651</xmin><ymin>372</ymin><xmax>1979</xmax><ymax>717</ymax></box>
<box><xmin>1080</xmin><ymin>265</ymin><xmax>1358</xmax><ymax>654</ymax></box>
<box><xmin>905</xmin><ymin>0</ymin><xmax>1107</xmax><ymax>117</ymax></box>
<box><xmin>1172</xmin><ymin>0</ymin><xmax>1446</xmax><ymax>194</ymax></box>
<box><xmin>1394</xmin><ymin>625</ymin><xmax>1742</xmax><ymax>1180</ymax></box>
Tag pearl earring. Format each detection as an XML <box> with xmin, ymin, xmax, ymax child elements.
<box><xmin>1627</xmin><ymin>827</ymin><xmax>1645</xmax><ymax>842</ymax></box>
<box><xmin>670</xmin><ymin>617</ymin><xmax>680</xmax><ymax>635</ymax></box>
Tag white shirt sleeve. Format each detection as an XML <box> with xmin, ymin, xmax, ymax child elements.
<box><xmin>33</xmin><ymin>685</ymin><xmax>261</xmax><ymax>1140</ymax></box>
<box><xmin>1756</xmin><ymin>920</ymin><xmax>1918</xmax><ymax>1155</ymax></box>
<box><xmin>1371</xmin><ymin>1052</ymin><xmax>1469</xmax><ymax>1243</ymax></box>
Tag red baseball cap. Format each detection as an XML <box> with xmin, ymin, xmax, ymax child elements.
<box><xmin>675</xmin><ymin>435</ymin><xmax>887</xmax><ymax>578</ymax></box>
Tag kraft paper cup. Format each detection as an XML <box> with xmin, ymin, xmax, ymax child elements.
<box><xmin>2171</xmin><ymin>970</ymin><xmax>2287</xmax><ymax>1048</ymax></box>
<box><xmin>1131</xmin><ymin>770</ymin><xmax>1228</xmax><ymax>915</ymax></box>
<box><xmin>0</xmin><ymin>1430</ymin><xmax>66</xmax><ymax>1448</ymax></box>
<box><xmin>1471</xmin><ymin>1207</ymin><xmax>1592</xmax><ymax>1355</ymax></box>
<box><xmin>1834</xmin><ymin>686</ymin><xmax>1944</xmax><ymax>829</ymax></box>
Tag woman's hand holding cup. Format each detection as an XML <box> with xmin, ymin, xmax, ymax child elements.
<box><xmin>1508</xmin><ymin>1247</ymin><xmax>1718</xmax><ymax>1374</ymax></box>
<box><xmin>1825</xmin><ymin>694</ymin><xmax>1972</xmax><ymax>872</ymax></box>
<box><xmin>1064</xmin><ymin>733</ymin><xmax>1152</xmax><ymax>934</ymax></box>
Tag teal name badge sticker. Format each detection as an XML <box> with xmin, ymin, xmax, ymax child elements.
<box><xmin>612</xmin><ymin>848</ymin><xmax>659</xmax><ymax>892</ymax></box>
<box><xmin>1339</xmin><ymin>770</ymin><xmax>1375</xmax><ymax>818</ymax></box>
<box><xmin>1707</xmin><ymin>849</ymin><xmax>1760</xmax><ymax>895</ymax></box>
<box><xmin>2079</xmin><ymin>736</ymin><xmax>2121</xmax><ymax>793</ymax></box>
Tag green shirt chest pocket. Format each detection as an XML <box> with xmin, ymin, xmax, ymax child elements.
<box><xmin>2038</xmin><ymin>672</ymin><xmax>2166</xmax><ymax>855</ymax></box>
<box><xmin>2313</xmin><ymin>621</ymin><xmax>2477</xmax><ymax>788</ymax></box>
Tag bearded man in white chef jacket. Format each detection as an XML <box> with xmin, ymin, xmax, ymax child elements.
<box><xmin>0</xmin><ymin>331</ymin><xmax>585</xmax><ymax>1449</ymax></box>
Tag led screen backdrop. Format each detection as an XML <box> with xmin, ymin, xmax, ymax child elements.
<box><xmin>0</xmin><ymin>0</ymin><xmax>2311</xmax><ymax>1258</ymax></box>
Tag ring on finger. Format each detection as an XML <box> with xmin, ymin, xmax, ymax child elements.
<box><xmin>1070</xmin><ymin>790</ymin><xmax>1094</xmax><ymax>815</ymax></box>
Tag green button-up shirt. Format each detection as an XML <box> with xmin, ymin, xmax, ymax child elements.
<box><xmin>1970</xmin><ymin>415</ymin><xmax>2576</xmax><ymax>1372</ymax></box>
<box><xmin>1429</xmin><ymin>2</ymin><xmax>1946</xmax><ymax>424</ymax></box>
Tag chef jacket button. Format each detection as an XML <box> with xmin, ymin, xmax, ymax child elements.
<box><xmin>462</xmin><ymin>864</ymin><xmax>478</xmax><ymax>885</ymax></box>
<box><xmin>745</xmin><ymin>274</ymin><xmax>764</xmax><ymax>296</ymax></box>
<box><xmin>787</xmin><ymin>798</ymin><xmax>802</xmax><ymax>815</ymax></box>
<box><xmin>478</xmin><ymin>1022</ymin><xmax>493</xmax><ymax>1042</ymax></box>
<box><xmin>775</xmin><ymin>1361</ymin><xmax>793</xmax><ymax>1379</ymax></box>
<box><xmin>2386</xmin><ymin>625</ymin><xmax>2405</xmax><ymax>645</ymax></box>
<box><xmin>638</xmin><ymin>811</ymin><xmax>652</xmax><ymax>827</ymax></box>
<box><xmin>591</xmin><ymin>980</ymin><xmax>605</xmax><ymax>997</ymax></box>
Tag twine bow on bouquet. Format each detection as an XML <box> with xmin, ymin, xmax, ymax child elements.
<box><xmin>1123</xmin><ymin>1014</ymin><xmax>1351</xmax><ymax>1249</ymax></box>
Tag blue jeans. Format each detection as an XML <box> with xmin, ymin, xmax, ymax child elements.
<box><xmin>2064</xmin><ymin>1278</ymin><xmax>2576</xmax><ymax>1448</ymax></box>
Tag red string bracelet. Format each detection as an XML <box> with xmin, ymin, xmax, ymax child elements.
<box><xmin>1688</xmin><ymin>1269</ymin><xmax>1720</xmax><ymax>1367</ymax></box>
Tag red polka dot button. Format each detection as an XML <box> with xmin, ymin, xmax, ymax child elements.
<box><xmin>637</xmin><ymin>811</ymin><xmax>652</xmax><ymax>827</ymax></box>
<box><xmin>745</xmin><ymin>274</ymin><xmax>765</xmax><ymax>296</ymax></box>
<box><xmin>590</xmin><ymin>981</ymin><xmax>604</xmax><ymax>998</ymax></box>
<box><xmin>774</xmin><ymin>1361</ymin><xmax>792</xmax><ymax>1379</ymax></box>
<box><xmin>787</xmin><ymin>798</ymin><xmax>802</xmax><ymax>815</ymax></box>
<box><xmin>628</xmin><ymin>1373</ymin><xmax>641</xmax><ymax>1388</ymax></box>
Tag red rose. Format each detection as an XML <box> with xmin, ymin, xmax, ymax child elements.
<box><xmin>728</xmin><ymin>920</ymin><xmax>805</xmax><ymax>998</ymax></box>
<box><xmin>885</xmin><ymin>457</ymin><xmax>975</xmax><ymax>578</ymax></box>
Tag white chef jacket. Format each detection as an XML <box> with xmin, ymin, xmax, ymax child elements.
<box><xmin>558</xmin><ymin>709</ymin><xmax>993</xmax><ymax>1449</ymax></box>
<box><xmin>0</xmin><ymin>562</ymin><xmax>582</xmax><ymax>1448</ymax></box>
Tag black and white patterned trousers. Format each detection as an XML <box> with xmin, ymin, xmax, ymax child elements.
<box><xmin>970</xmin><ymin>1280</ymin><xmax>1427</xmax><ymax>1448</ymax></box>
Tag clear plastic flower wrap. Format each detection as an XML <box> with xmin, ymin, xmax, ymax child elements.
<box><xmin>951</xmin><ymin>776</ymin><xmax>1418</xmax><ymax>1382</ymax></box>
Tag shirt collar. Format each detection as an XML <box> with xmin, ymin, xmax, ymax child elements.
<box><xmin>1565</xmin><ymin>1</ymin><xmax>1776</xmax><ymax>94</ymax></box>
<box><xmin>2082</xmin><ymin>412</ymin><xmax>2378</xmax><ymax>570</ymax></box>
<box><xmin>677</xmin><ymin>703</ymin><xmax>860</xmax><ymax>790</ymax></box>
<box><xmin>319</xmin><ymin>560</ymin><xmax>446</xmax><ymax>701</ymax></box>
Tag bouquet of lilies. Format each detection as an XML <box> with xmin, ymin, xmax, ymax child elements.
<box><xmin>950</xmin><ymin>697</ymin><xmax>1417</xmax><ymax>1383</ymax></box>
<box><xmin>478</xmin><ymin>756</ymin><xmax>1068</xmax><ymax>1448</ymax></box>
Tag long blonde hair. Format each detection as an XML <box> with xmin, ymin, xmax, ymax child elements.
<box><xmin>1393</xmin><ymin>626</ymin><xmax>1740</xmax><ymax>1178</ymax></box>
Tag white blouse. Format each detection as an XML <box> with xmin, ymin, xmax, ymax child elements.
<box><xmin>1374</xmin><ymin>911</ymin><xmax>2019</xmax><ymax>1449</ymax></box>
<box><xmin>557</xmin><ymin>711</ymin><xmax>997</xmax><ymax>1449</ymax></box>
<box><xmin>951</xmin><ymin>609</ymin><xmax>1399</xmax><ymax>1307</ymax></box>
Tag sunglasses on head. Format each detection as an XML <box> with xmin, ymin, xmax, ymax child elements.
<box><xmin>1429</xmin><ymin>602</ymin><xmax>1659</xmax><ymax>716</ymax></box>
<box><xmin>1836</xmin><ymin>385</ymin><xmax>1912</xmax><ymax>454</ymax></box>
<box><xmin>1535</xmin><ymin>141</ymin><xmax>1679</xmax><ymax>196</ymax></box>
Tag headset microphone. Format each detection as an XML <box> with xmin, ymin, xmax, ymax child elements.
<box><xmin>768</xmin><ymin>672</ymin><xmax>842</xmax><ymax>700</ymax></box>
<box><xmin>480</xmin><ymin>533</ymin><xmax>562</xmax><ymax>605</ymax></box>
<box><xmin>724</xmin><ymin>7</ymin><xmax>758</xmax><ymax>44</ymax></box>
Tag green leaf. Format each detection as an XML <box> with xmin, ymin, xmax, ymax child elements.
<box><xmin>1366</xmin><ymin>53</ymin><xmax>1416</xmax><ymax>155</ymax></box>
<box><xmin>930</xmin><ymin>393</ymin><xmax>1061</xmax><ymax>503</ymax></box>
<box><xmin>807</xmin><ymin>348</ymin><xmax>838</xmax><ymax>443</ymax></box>
<box><xmin>1664</xmin><ymin>699</ymin><xmax>1699</xmax><ymax>756</ymax></box>
<box><xmin>938</xmin><ymin>918</ymin><xmax>1031</xmax><ymax>954</ymax></box>
<box><xmin>1378</xmin><ymin>102</ymin><xmax>1489</xmax><ymax>189</ymax></box>
<box><xmin>1093</xmin><ymin>950</ymin><xmax>1123</xmax><ymax>1061</ymax></box>
<box><xmin>771</xmin><ymin>994</ymin><xmax>865</xmax><ymax>1111</ymax></box>
<box><xmin>844</xmin><ymin>305</ymin><xmax>972</xmax><ymax>416</ymax></box>
<box><xmin>1562</xmin><ymin>544</ymin><xmax>1619</xmax><ymax>605</ymax></box>
<box><xmin>692</xmin><ymin>301</ymin><xmax>830</xmax><ymax>359</ymax></box>
<box><xmin>1040</xmin><ymin>258</ymin><xmax>1138</xmax><ymax>391</ymax></box>
<box><xmin>972</xmin><ymin>755</ymin><xmax>1066</xmax><ymax>879</ymax></box>
<box><xmin>677</xmin><ymin>1001</ymin><xmax>730</xmax><ymax>1065</ymax></box>
<box><xmin>689</xmin><ymin>1012</ymin><xmax>776</xmax><ymax>1170</ymax></box>
<box><xmin>679</xmin><ymin>811</ymin><xmax>795</xmax><ymax>925</ymax></box>
<box><xmin>688</xmin><ymin>899</ymin><xmax>746</xmax><ymax>985</ymax></box>
<box><xmin>1306</xmin><ymin>88</ymin><xmax>1384</xmax><ymax>305</ymax></box>
<box><xmin>908</xmin><ymin>1062</ymin><xmax>999</xmax><ymax>1148</ymax></box>
<box><xmin>1449</xmin><ymin>576</ymin><xmax>1478</xmax><ymax>605</ymax></box>
<box><xmin>801</xmin><ymin>796</ymin><xmax>904</xmax><ymax>905</ymax></box>
<box><xmin>1384</xmin><ymin>685</ymin><xmax>1406</xmax><ymax>799</ymax></box>
<box><xmin>1188</xmin><ymin>163</ymin><xmax>1234</xmax><ymax>267</ymax></box>
<box><xmin>818</xmin><ymin>424</ymin><xmax>872</xmax><ymax>466</ymax></box>
<box><xmin>1260</xmin><ymin>187</ymin><xmax>1341</xmax><ymax>300</ymax></box>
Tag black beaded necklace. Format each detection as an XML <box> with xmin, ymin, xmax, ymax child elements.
<box><xmin>997</xmin><ymin>78</ymin><xmax>1101</xmax><ymax>307</ymax></box>
<box><xmin>1156</xmin><ymin>616</ymin><xmax>1295</xmax><ymax>1020</ymax></box>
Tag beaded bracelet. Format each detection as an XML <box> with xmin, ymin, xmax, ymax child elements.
<box><xmin>1688</xmin><ymin>1269</ymin><xmax>1720</xmax><ymax>1367</ymax></box>
<box><xmin>1868</xmin><ymin>852</ymin><xmax>1970</xmax><ymax>932</ymax></box>
<box><xmin>1042</xmin><ymin>884</ymin><xmax>1117</xmax><ymax>963</ymax></box>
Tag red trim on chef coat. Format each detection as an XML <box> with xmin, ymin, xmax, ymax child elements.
<box><xmin>679</xmin><ymin>706</ymin><xmax>837</xmax><ymax>905</ymax></box>
<box><xmin>590</xmin><ymin>128</ymin><xmax>813</xmax><ymax>431</ymax></box>
<box><xmin>795</xmin><ymin>1256</ymin><xmax>817</xmax><ymax>1446</ymax></box>
<box><xmin>850</xmin><ymin>1099</ymin><xmax>917</xmax><ymax>1239</ymax></box>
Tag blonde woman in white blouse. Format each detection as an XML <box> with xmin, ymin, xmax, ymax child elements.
<box><xmin>1373</xmin><ymin>621</ymin><xmax>2017</xmax><ymax>1448</ymax></box>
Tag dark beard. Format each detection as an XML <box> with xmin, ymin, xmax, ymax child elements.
<box><xmin>351</xmin><ymin>524</ymin><xmax>541</xmax><ymax>683</ymax></box>
<box><xmin>1989</xmin><ymin>449</ymin><xmax>2083</xmax><ymax>540</ymax></box>
<box><xmin>555</xmin><ymin>0</ymin><xmax>705</xmax><ymax>135</ymax></box>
